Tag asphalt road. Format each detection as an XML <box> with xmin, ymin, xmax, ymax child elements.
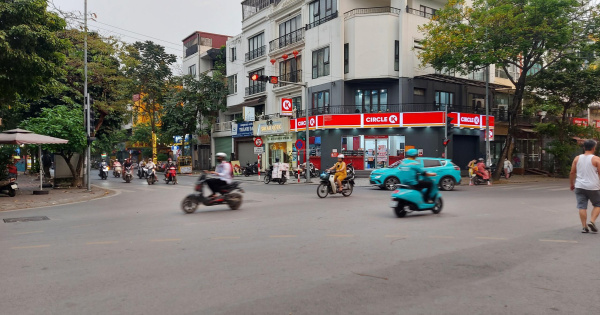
<box><xmin>1</xmin><ymin>174</ymin><xmax>598</xmax><ymax>315</ymax></box>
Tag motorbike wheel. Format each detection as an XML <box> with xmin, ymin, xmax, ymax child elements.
<box><xmin>316</xmin><ymin>183</ymin><xmax>329</xmax><ymax>198</ymax></box>
<box><xmin>147</xmin><ymin>177</ymin><xmax>153</xmax><ymax>185</ymax></box>
<box><xmin>181</xmin><ymin>196</ymin><xmax>199</xmax><ymax>214</ymax></box>
<box><xmin>125</xmin><ymin>176</ymin><xmax>131</xmax><ymax>183</ymax></box>
<box><xmin>244</xmin><ymin>172</ymin><xmax>249</xmax><ymax>177</ymax></box>
<box><xmin>263</xmin><ymin>176</ymin><xmax>270</xmax><ymax>184</ymax></box>
<box><xmin>226</xmin><ymin>192</ymin><xmax>243</xmax><ymax>210</ymax></box>
<box><xmin>394</xmin><ymin>202</ymin><xmax>408</xmax><ymax>218</ymax></box>
<box><xmin>431</xmin><ymin>197</ymin><xmax>443</xmax><ymax>214</ymax></box>
<box><xmin>8</xmin><ymin>189</ymin><xmax>16</xmax><ymax>197</ymax></box>
<box><xmin>278</xmin><ymin>177</ymin><xmax>286</xmax><ymax>185</ymax></box>
<box><xmin>341</xmin><ymin>183</ymin><xmax>353</xmax><ymax>197</ymax></box>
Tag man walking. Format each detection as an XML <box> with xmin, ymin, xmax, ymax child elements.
<box><xmin>570</xmin><ymin>139</ymin><xmax>600</xmax><ymax>233</ymax></box>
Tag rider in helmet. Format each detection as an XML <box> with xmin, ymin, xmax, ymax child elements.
<box><xmin>206</xmin><ymin>152</ymin><xmax>233</xmax><ymax>198</ymax></box>
<box><xmin>164</xmin><ymin>157</ymin><xmax>176</xmax><ymax>179</ymax></box>
<box><xmin>398</xmin><ymin>149</ymin><xmax>437</xmax><ymax>203</ymax></box>
<box><xmin>327</xmin><ymin>154</ymin><xmax>347</xmax><ymax>193</ymax></box>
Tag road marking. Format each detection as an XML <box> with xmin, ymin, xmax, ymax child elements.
<box><xmin>210</xmin><ymin>236</ymin><xmax>240</xmax><ymax>240</ymax></box>
<box><xmin>327</xmin><ymin>234</ymin><xmax>354</xmax><ymax>238</ymax></box>
<box><xmin>476</xmin><ymin>237</ymin><xmax>508</xmax><ymax>240</ymax></box>
<box><xmin>71</xmin><ymin>224</ymin><xmax>93</xmax><ymax>228</ymax></box>
<box><xmin>429</xmin><ymin>235</ymin><xmax>456</xmax><ymax>239</ymax></box>
<box><xmin>11</xmin><ymin>244</ymin><xmax>51</xmax><ymax>249</ymax></box>
<box><xmin>14</xmin><ymin>230</ymin><xmax>43</xmax><ymax>235</ymax></box>
<box><xmin>549</xmin><ymin>187</ymin><xmax>569</xmax><ymax>191</ymax></box>
<box><xmin>151</xmin><ymin>238</ymin><xmax>182</xmax><ymax>242</ymax></box>
<box><xmin>269</xmin><ymin>235</ymin><xmax>298</xmax><ymax>238</ymax></box>
<box><xmin>524</xmin><ymin>186</ymin><xmax>553</xmax><ymax>191</ymax></box>
<box><xmin>86</xmin><ymin>241</ymin><xmax>119</xmax><ymax>245</ymax></box>
<box><xmin>539</xmin><ymin>239</ymin><xmax>578</xmax><ymax>243</ymax></box>
<box><xmin>385</xmin><ymin>235</ymin><xmax>409</xmax><ymax>238</ymax></box>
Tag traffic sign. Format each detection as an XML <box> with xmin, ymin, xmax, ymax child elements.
<box><xmin>295</xmin><ymin>139</ymin><xmax>305</xmax><ymax>150</ymax></box>
<box><xmin>254</xmin><ymin>147</ymin><xmax>264</xmax><ymax>154</ymax></box>
<box><xmin>254</xmin><ymin>137</ymin><xmax>263</xmax><ymax>147</ymax></box>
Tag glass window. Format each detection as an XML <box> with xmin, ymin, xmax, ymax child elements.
<box><xmin>423</xmin><ymin>159</ymin><xmax>442</xmax><ymax>168</ymax></box>
<box><xmin>230</xmin><ymin>47</ymin><xmax>236</xmax><ymax>61</ymax></box>
<box><xmin>344</xmin><ymin>43</ymin><xmax>349</xmax><ymax>74</ymax></box>
<box><xmin>309</xmin><ymin>0</ymin><xmax>338</xmax><ymax>25</ymax></box>
<box><xmin>188</xmin><ymin>64</ymin><xmax>196</xmax><ymax>76</ymax></box>
<box><xmin>312</xmin><ymin>90</ymin><xmax>330</xmax><ymax>114</ymax></box>
<box><xmin>279</xmin><ymin>56</ymin><xmax>302</xmax><ymax>85</ymax></box>
<box><xmin>312</xmin><ymin>46</ymin><xmax>330</xmax><ymax>79</ymax></box>
<box><xmin>435</xmin><ymin>91</ymin><xmax>454</xmax><ymax>109</ymax></box>
<box><xmin>355</xmin><ymin>89</ymin><xmax>388</xmax><ymax>113</ymax></box>
<box><xmin>247</xmin><ymin>33</ymin><xmax>265</xmax><ymax>60</ymax></box>
<box><xmin>227</xmin><ymin>74</ymin><xmax>237</xmax><ymax>95</ymax></box>
<box><xmin>394</xmin><ymin>40</ymin><xmax>399</xmax><ymax>71</ymax></box>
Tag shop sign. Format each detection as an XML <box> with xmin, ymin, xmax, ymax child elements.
<box><xmin>365</xmin><ymin>135</ymin><xmax>389</xmax><ymax>139</ymax></box>
<box><xmin>281</xmin><ymin>98</ymin><xmax>293</xmax><ymax>116</ymax></box>
<box><xmin>418</xmin><ymin>149</ymin><xmax>424</xmax><ymax>157</ymax></box>
<box><xmin>232</xmin><ymin>122</ymin><xmax>254</xmax><ymax>138</ymax></box>
<box><xmin>403</xmin><ymin>112</ymin><xmax>445</xmax><ymax>127</ymax></box>
<box><xmin>573</xmin><ymin>118</ymin><xmax>589</xmax><ymax>127</ymax></box>
<box><xmin>322</xmin><ymin>114</ymin><xmax>362</xmax><ymax>128</ymax></box>
<box><xmin>243</xmin><ymin>106</ymin><xmax>255</xmax><ymax>122</ymax></box>
<box><xmin>295</xmin><ymin>116</ymin><xmax>318</xmax><ymax>129</ymax></box>
<box><xmin>266</xmin><ymin>134</ymin><xmax>294</xmax><ymax>143</ymax></box>
<box><xmin>254</xmin><ymin>117</ymin><xmax>290</xmax><ymax>136</ymax></box>
<box><xmin>254</xmin><ymin>147</ymin><xmax>264</xmax><ymax>154</ymax></box>
<box><xmin>487</xmin><ymin>129</ymin><xmax>494</xmax><ymax>141</ymax></box>
<box><xmin>364</xmin><ymin>113</ymin><xmax>400</xmax><ymax>127</ymax></box>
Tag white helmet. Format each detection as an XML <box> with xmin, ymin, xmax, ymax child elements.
<box><xmin>337</xmin><ymin>154</ymin><xmax>344</xmax><ymax>159</ymax></box>
<box><xmin>216</xmin><ymin>152</ymin><xmax>227</xmax><ymax>158</ymax></box>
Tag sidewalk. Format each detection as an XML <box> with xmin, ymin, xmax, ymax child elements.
<box><xmin>0</xmin><ymin>175</ymin><xmax>115</xmax><ymax>212</ymax></box>
<box><xmin>488</xmin><ymin>175</ymin><xmax>566</xmax><ymax>185</ymax></box>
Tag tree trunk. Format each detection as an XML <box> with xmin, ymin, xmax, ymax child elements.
<box><xmin>493</xmin><ymin>87</ymin><xmax>524</xmax><ymax>181</ymax></box>
<box><xmin>60</xmin><ymin>153</ymin><xmax>81</xmax><ymax>187</ymax></box>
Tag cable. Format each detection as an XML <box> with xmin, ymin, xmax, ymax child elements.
<box><xmin>90</xmin><ymin>20</ymin><xmax>181</xmax><ymax>47</ymax></box>
<box><xmin>88</xmin><ymin>25</ymin><xmax>183</xmax><ymax>57</ymax></box>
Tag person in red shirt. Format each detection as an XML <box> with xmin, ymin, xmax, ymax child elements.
<box><xmin>7</xmin><ymin>158</ymin><xmax>18</xmax><ymax>179</ymax></box>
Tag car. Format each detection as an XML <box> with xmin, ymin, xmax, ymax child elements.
<box><xmin>369</xmin><ymin>157</ymin><xmax>462</xmax><ymax>191</ymax></box>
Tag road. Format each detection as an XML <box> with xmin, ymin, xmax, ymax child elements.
<box><xmin>1</xmin><ymin>174</ymin><xmax>598</xmax><ymax>315</ymax></box>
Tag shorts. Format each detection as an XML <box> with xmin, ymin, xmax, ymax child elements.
<box><xmin>574</xmin><ymin>188</ymin><xmax>600</xmax><ymax>209</ymax></box>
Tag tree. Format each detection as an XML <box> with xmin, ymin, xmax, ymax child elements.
<box><xmin>0</xmin><ymin>0</ymin><xmax>69</xmax><ymax>105</ymax></box>
<box><xmin>21</xmin><ymin>105</ymin><xmax>87</xmax><ymax>187</ymax></box>
<box><xmin>419</xmin><ymin>0</ymin><xmax>600</xmax><ymax>180</ymax></box>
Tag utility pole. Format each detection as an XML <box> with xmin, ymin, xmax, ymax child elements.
<box><xmin>444</xmin><ymin>103</ymin><xmax>448</xmax><ymax>158</ymax></box>
<box><xmin>485</xmin><ymin>66</ymin><xmax>491</xmax><ymax>167</ymax></box>
<box><xmin>84</xmin><ymin>0</ymin><xmax>91</xmax><ymax>191</ymax></box>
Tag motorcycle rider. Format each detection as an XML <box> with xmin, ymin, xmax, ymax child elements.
<box><xmin>327</xmin><ymin>154</ymin><xmax>347</xmax><ymax>193</ymax></box>
<box><xmin>146</xmin><ymin>159</ymin><xmax>156</xmax><ymax>180</ymax></box>
<box><xmin>398</xmin><ymin>149</ymin><xmax>437</xmax><ymax>203</ymax></box>
<box><xmin>98</xmin><ymin>159</ymin><xmax>108</xmax><ymax>177</ymax></box>
<box><xmin>138</xmin><ymin>159</ymin><xmax>146</xmax><ymax>178</ymax></box>
<box><xmin>206</xmin><ymin>152</ymin><xmax>232</xmax><ymax>198</ymax></box>
<box><xmin>475</xmin><ymin>158</ymin><xmax>491</xmax><ymax>185</ymax></box>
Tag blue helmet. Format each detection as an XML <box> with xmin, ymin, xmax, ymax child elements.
<box><xmin>406</xmin><ymin>149</ymin><xmax>418</xmax><ymax>157</ymax></box>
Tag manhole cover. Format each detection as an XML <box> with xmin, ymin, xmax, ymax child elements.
<box><xmin>3</xmin><ymin>216</ymin><xmax>50</xmax><ymax>223</ymax></box>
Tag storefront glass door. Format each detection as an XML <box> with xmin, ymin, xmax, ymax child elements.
<box><xmin>364</xmin><ymin>139</ymin><xmax>376</xmax><ymax>169</ymax></box>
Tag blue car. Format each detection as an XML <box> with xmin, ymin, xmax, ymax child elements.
<box><xmin>370</xmin><ymin>158</ymin><xmax>462</xmax><ymax>191</ymax></box>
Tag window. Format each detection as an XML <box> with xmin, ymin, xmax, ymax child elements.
<box><xmin>420</xmin><ymin>5</ymin><xmax>436</xmax><ymax>18</ymax></box>
<box><xmin>312</xmin><ymin>47</ymin><xmax>330</xmax><ymax>79</ymax></box>
<box><xmin>292</xmin><ymin>96</ymin><xmax>302</xmax><ymax>114</ymax></box>
<box><xmin>423</xmin><ymin>159</ymin><xmax>442</xmax><ymax>168</ymax></box>
<box><xmin>277</xmin><ymin>15</ymin><xmax>303</xmax><ymax>49</ymax></box>
<box><xmin>435</xmin><ymin>91</ymin><xmax>454</xmax><ymax>109</ymax></box>
<box><xmin>344</xmin><ymin>43</ymin><xmax>349</xmax><ymax>74</ymax></box>
<box><xmin>227</xmin><ymin>74</ymin><xmax>237</xmax><ymax>95</ymax></box>
<box><xmin>355</xmin><ymin>89</ymin><xmax>388</xmax><ymax>113</ymax></box>
<box><xmin>394</xmin><ymin>41</ymin><xmax>399</xmax><ymax>71</ymax></box>
<box><xmin>229</xmin><ymin>113</ymin><xmax>242</xmax><ymax>121</ymax></box>
<box><xmin>312</xmin><ymin>90</ymin><xmax>330</xmax><ymax>114</ymax></box>
<box><xmin>187</xmin><ymin>64</ymin><xmax>197</xmax><ymax>76</ymax></box>
<box><xmin>247</xmin><ymin>33</ymin><xmax>265</xmax><ymax>61</ymax></box>
<box><xmin>495</xmin><ymin>64</ymin><xmax>518</xmax><ymax>80</ymax></box>
<box><xmin>279</xmin><ymin>56</ymin><xmax>302</xmax><ymax>85</ymax></box>
<box><xmin>413</xmin><ymin>39</ymin><xmax>424</xmax><ymax>50</ymax></box>
<box><xmin>247</xmin><ymin>68</ymin><xmax>265</xmax><ymax>95</ymax></box>
<box><xmin>230</xmin><ymin>47</ymin><xmax>237</xmax><ymax>62</ymax></box>
<box><xmin>414</xmin><ymin>88</ymin><xmax>425</xmax><ymax>96</ymax></box>
<box><xmin>308</xmin><ymin>0</ymin><xmax>337</xmax><ymax>28</ymax></box>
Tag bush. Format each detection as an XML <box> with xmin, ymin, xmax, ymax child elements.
<box><xmin>157</xmin><ymin>153</ymin><xmax>168</xmax><ymax>161</ymax></box>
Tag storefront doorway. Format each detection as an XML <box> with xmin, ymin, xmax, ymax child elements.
<box><xmin>341</xmin><ymin>135</ymin><xmax>405</xmax><ymax>170</ymax></box>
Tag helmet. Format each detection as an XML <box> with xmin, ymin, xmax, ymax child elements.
<box><xmin>216</xmin><ymin>152</ymin><xmax>227</xmax><ymax>159</ymax></box>
<box><xmin>478</xmin><ymin>158</ymin><xmax>484</xmax><ymax>162</ymax></box>
<box><xmin>168</xmin><ymin>158</ymin><xmax>172</xmax><ymax>161</ymax></box>
<box><xmin>275</xmin><ymin>157</ymin><xmax>280</xmax><ymax>162</ymax></box>
<box><xmin>337</xmin><ymin>154</ymin><xmax>344</xmax><ymax>159</ymax></box>
<box><xmin>406</xmin><ymin>149</ymin><xmax>418</xmax><ymax>157</ymax></box>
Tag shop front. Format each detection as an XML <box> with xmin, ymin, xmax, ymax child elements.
<box><xmin>253</xmin><ymin>117</ymin><xmax>295</xmax><ymax>169</ymax></box>
<box><xmin>232</xmin><ymin>121</ymin><xmax>255</xmax><ymax>165</ymax></box>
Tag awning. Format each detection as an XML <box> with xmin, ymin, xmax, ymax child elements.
<box><xmin>415</xmin><ymin>74</ymin><xmax>512</xmax><ymax>90</ymax></box>
<box><xmin>237</xmin><ymin>96</ymin><xmax>266</xmax><ymax>108</ymax></box>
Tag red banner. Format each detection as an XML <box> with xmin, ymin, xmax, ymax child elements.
<box><xmin>403</xmin><ymin>112</ymin><xmax>445</xmax><ymax>126</ymax></box>
<box><xmin>573</xmin><ymin>118</ymin><xmax>589</xmax><ymax>127</ymax></box>
<box><xmin>322</xmin><ymin>114</ymin><xmax>362</xmax><ymax>128</ymax></box>
<box><xmin>363</xmin><ymin>113</ymin><xmax>400</xmax><ymax>127</ymax></box>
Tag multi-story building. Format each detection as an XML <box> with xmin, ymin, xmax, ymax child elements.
<box><xmin>220</xmin><ymin>0</ymin><xmax>512</xmax><ymax>172</ymax></box>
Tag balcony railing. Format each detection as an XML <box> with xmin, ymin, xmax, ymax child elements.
<box><xmin>406</xmin><ymin>6</ymin><xmax>436</xmax><ymax>19</ymax></box>
<box><xmin>277</xmin><ymin>70</ymin><xmax>302</xmax><ymax>87</ymax></box>
<box><xmin>245</xmin><ymin>83</ymin><xmax>266</xmax><ymax>96</ymax></box>
<box><xmin>242</xmin><ymin>0</ymin><xmax>281</xmax><ymax>20</ymax></box>
<box><xmin>306</xmin><ymin>11</ymin><xmax>338</xmax><ymax>30</ymax></box>
<box><xmin>269</xmin><ymin>28</ymin><xmax>305</xmax><ymax>52</ymax></box>
<box><xmin>245</xmin><ymin>45</ymin><xmax>266</xmax><ymax>62</ymax></box>
<box><xmin>214</xmin><ymin>121</ymin><xmax>233</xmax><ymax>132</ymax></box>
<box><xmin>185</xmin><ymin>45</ymin><xmax>198</xmax><ymax>58</ymax></box>
<box><xmin>343</xmin><ymin>6</ymin><xmax>401</xmax><ymax>19</ymax></box>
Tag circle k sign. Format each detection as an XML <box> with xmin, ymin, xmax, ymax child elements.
<box><xmin>282</xmin><ymin>99</ymin><xmax>292</xmax><ymax>110</ymax></box>
<box><xmin>364</xmin><ymin>113</ymin><xmax>400</xmax><ymax>126</ymax></box>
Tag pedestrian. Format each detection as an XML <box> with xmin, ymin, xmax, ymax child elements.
<box><xmin>569</xmin><ymin>139</ymin><xmax>600</xmax><ymax>233</ymax></box>
<box><xmin>503</xmin><ymin>158</ymin><xmax>513</xmax><ymax>179</ymax></box>
<box><xmin>467</xmin><ymin>159</ymin><xmax>477</xmax><ymax>186</ymax></box>
<box><xmin>42</xmin><ymin>150</ymin><xmax>52</xmax><ymax>180</ymax></box>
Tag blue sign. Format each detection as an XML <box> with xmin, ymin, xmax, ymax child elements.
<box><xmin>232</xmin><ymin>122</ymin><xmax>254</xmax><ymax>138</ymax></box>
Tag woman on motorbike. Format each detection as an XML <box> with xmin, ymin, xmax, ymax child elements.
<box><xmin>327</xmin><ymin>154</ymin><xmax>347</xmax><ymax>193</ymax></box>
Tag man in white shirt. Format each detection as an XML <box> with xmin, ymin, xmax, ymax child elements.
<box><xmin>570</xmin><ymin>139</ymin><xmax>600</xmax><ymax>233</ymax></box>
<box><xmin>206</xmin><ymin>152</ymin><xmax>232</xmax><ymax>198</ymax></box>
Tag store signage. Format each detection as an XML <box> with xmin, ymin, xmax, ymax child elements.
<box><xmin>403</xmin><ymin>112</ymin><xmax>445</xmax><ymax>127</ymax></box>
<box><xmin>254</xmin><ymin>117</ymin><xmax>290</xmax><ymax>136</ymax></box>
<box><xmin>365</xmin><ymin>135</ymin><xmax>389</xmax><ymax>139</ymax></box>
<box><xmin>266</xmin><ymin>134</ymin><xmax>294</xmax><ymax>142</ymax></box>
<box><xmin>364</xmin><ymin>113</ymin><xmax>400</xmax><ymax>127</ymax></box>
<box><xmin>243</xmin><ymin>106</ymin><xmax>255</xmax><ymax>122</ymax></box>
<box><xmin>232</xmin><ymin>122</ymin><xmax>254</xmax><ymax>138</ymax></box>
<box><xmin>487</xmin><ymin>129</ymin><xmax>494</xmax><ymax>141</ymax></box>
<box><xmin>281</xmin><ymin>98</ymin><xmax>293</xmax><ymax>116</ymax></box>
<box><xmin>322</xmin><ymin>114</ymin><xmax>362</xmax><ymax>128</ymax></box>
<box><xmin>418</xmin><ymin>149</ymin><xmax>424</xmax><ymax>157</ymax></box>
<box><xmin>573</xmin><ymin>118</ymin><xmax>589</xmax><ymax>127</ymax></box>
<box><xmin>254</xmin><ymin>147</ymin><xmax>264</xmax><ymax>154</ymax></box>
<box><xmin>447</xmin><ymin>112</ymin><xmax>494</xmax><ymax>129</ymax></box>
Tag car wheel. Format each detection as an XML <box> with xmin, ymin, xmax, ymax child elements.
<box><xmin>439</xmin><ymin>176</ymin><xmax>455</xmax><ymax>191</ymax></box>
<box><xmin>384</xmin><ymin>177</ymin><xmax>399</xmax><ymax>191</ymax></box>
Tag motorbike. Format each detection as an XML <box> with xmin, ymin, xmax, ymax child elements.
<box><xmin>146</xmin><ymin>168</ymin><xmax>157</xmax><ymax>185</ymax></box>
<box><xmin>123</xmin><ymin>166</ymin><xmax>133</xmax><ymax>183</ymax></box>
<box><xmin>473</xmin><ymin>167</ymin><xmax>492</xmax><ymax>185</ymax></box>
<box><xmin>243</xmin><ymin>162</ymin><xmax>258</xmax><ymax>177</ymax></box>
<box><xmin>138</xmin><ymin>165</ymin><xmax>148</xmax><ymax>179</ymax></box>
<box><xmin>0</xmin><ymin>176</ymin><xmax>18</xmax><ymax>197</ymax></box>
<box><xmin>113</xmin><ymin>164</ymin><xmax>122</xmax><ymax>178</ymax></box>
<box><xmin>165</xmin><ymin>164</ymin><xmax>177</xmax><ymax>184</ymax></box>
<box><xmin>390</xmin><ymin>174</ymin><xmax>443</xmax><ymax>218</ymax></box>
<box><xmin>316</xmin><ymin>169</ymin><xmax>355</xmax><ymax>198</ymax></box>
<box><xmin>99</xmin><ymin>164</ymin><xmax>109</xmax><ymax>180</ymax></box>
<box><xmin>264</xmin><ymin>165</ymin><xmax>288</xmax><ymax>185</ymax></box>
<box><xmin>295</xmin><ymin>162</ymin><xmax>319</xmax><ymax>179</ymax></box>
<box><xmin>181</xmin><ymin>174</ymin><xmax>244</xmax><ymax>213</ymax></box>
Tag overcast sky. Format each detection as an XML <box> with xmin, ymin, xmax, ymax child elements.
<box><xmin>51</xmin><ymin>0</ymin><xmax>242</xmax><ymax>66</ymax></box>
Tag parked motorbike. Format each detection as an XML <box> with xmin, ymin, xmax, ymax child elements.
<box><xmin>264</xmin><ymin>165</ymin><xmax>287</xmax><ymax>185</ymax></box>
<box><xmin>123</xmin><ymin>166</ymin><xmax>133</xmax><ymax>183</ymax></box>
<box><xmin>99</xmin><ymin>164</ymin><xmax>109</xmax><ymax>180</ymax></box>
<box><xmin>113</xmin><ymin>164</ymin><xmax>122</xmax><ymax>178</ymax></box>
<box><xmin>146</xmin><ymin>168</ymin><xmax>157</xmax><ymax>185</ymax></box>
<box><xmin>295</xmin><ymin>162</ymin><xmax>319</xmax><ymax>179</ymax></box>
<box><xmin>138</xmin><ymin>165</ymin><xmax>148</xmax><ymax>179</ymax></box>
<box><xmin>316</xmin><ymin>170</ymin><xmax>355</xmax><ymax>198</ymax></box>
<box><xmin>165</xmin><ymin>165</ymin><xmax>177</xmax><ymax>184</ymax></box>
<box><xmin>389</xmin><ymin>174</ymin><xmax>443</xmax><ymax>218</ymax></box>
<box><xmin>0</xmin><ymin>176</ymin><xmax>18</xmax><ymax>197</ymax></box>
<box><xmin>243</xmin><ymin>162</ymin><xmax>258</xmax><ymax>177</ymax></box>
<box><xmin>181</xmin><ymin>174</ymin><xmax>244</xmax><ymax>213</ymax></box>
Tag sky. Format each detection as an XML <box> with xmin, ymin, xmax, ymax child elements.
<box><xmin>50</xmin><ymin>0</ymin><xmax>243</xmax><ymax>67</ymax></box>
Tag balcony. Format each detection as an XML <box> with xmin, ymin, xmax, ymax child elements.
<box><xmin>214</xmin><ymin>121</ymin><xmax>233</xmax><ymax>132</ymax></box>
<box><xmin>269</xmin><ymin>28</ymin><xmax>304</xmax><ymax>52</ymax></box>
<box><xmin>406</xmin><ymin>6</ymin><xmax>436</xmax><ymax>19</ymax></box>
<box><xmin>306</xmin><ymin>11</ymin><xmax>338</xmax><ymax>30</ymax></box>
<box><xmin>242</xmin><ymin>0</ymin><xmax>281</xmax><ymax>20</ymax></box>
<box><xmin>185</xmin><ymin>45</ymin><xmax>198</xmax><ymax>58</ymax></box>
<box><xmin>245</xmin><ymin>83</ymin><xmax>266</xmax><ymax>96</ymax></box>
<box><xmin>245</xmin><ymin>45</ymin><xmax>266</xmax><ymax>62</ymax></box>
<box><xmin>277</xmin><ymin>70</ymin><xmax>302</xmax><ymax>88</ymax></box>
<box><xmin>343</xmin><ymin>6</ymin><xmax>401</xmax><ymax>20</ymax></box>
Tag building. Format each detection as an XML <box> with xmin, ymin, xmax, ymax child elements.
<box><xmin>220</xmin><ymin>0</ymin><xmax>512</xmax><ymax>171</ymax></box>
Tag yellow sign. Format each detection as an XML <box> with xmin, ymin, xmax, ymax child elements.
<box><xmin>152</xmin><ymin>132</ymin><xmax>157</xmax><ymax>163</ymax></box>
<box><xmin>260</xmin><ymin>124</ymin><xmax>283</xmax><ymax>133</ymax></box>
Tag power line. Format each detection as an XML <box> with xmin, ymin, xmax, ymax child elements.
<box><xmin>88</xmin><ymin>25</ymin><xmax>182</xmax><ymax>56</ymax></box>
<box><xmin>90</xmin><ymin>20</ymin><xmax>182</xmax><ymax>47</ymax></box>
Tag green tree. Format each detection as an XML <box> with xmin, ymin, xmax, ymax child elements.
<box><xmin>21</xmin><ymin>105</ymin><xmax>87</xmax><ymax>187</ymax></box>
<box><xmin>0</xmin><ymin>0</ymin><xmax>69</xmax><ymax>106</ymax></box>
<box><xmin>419</xmin><ymin>0</ymin><xmax>600</xmax><ymax>180</ymax></box>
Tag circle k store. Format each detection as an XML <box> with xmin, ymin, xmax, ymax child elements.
<box><xmin>290</xmin><ymin>111</ymin><xmax>494</xmax><ymax>171</ymax></box>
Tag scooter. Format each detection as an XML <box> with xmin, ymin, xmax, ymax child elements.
<box><xmin>99</xmin><ymin>164</ymin><xmax>109</xmax><ymax>180</ymax></box>
<box><xmin>316</xmin><ymin>170</ymin><xmax>354</xmax><ymax>198</ymax></box>
<box><xmin>389</xmin><ymin>174</ymin><xmax>443</xmax><ymax>218</ymax></box>
<box><xmin>0</xmin><ymin>176</ymin><xmax>18</xmax><ymax>197</ymax></box>
<box><xmin>295</xmin><ymin>162</ymin><xmax>319</xmax><ymax>179</ymax></box>
<box><xmin>243</xmin><ymin>162</ymin><xmax>258</xmax><ymax>177</ymax></box>
<box><xmin>146</xmin><ymin>168</ymin><xmax>157</xmax><ymax>185</ymax></box>
<box><xmin>138</xmin><ymin>165</ymin><xmax>148</xmax><ymax>179</ymax></box>
<box><xmin>123</xmin><ymin>166</ymin><xmax>133</xmax><ymax>183</ymax></box>
<box><xmin>181</xmin><ymin>174</ymin><xmax>244</xmax><ymax>213</ymax></box>
<box><xmin>473</xmin><ymin>167</ymin><xmax>492</xmax><ymax>185</ymax></box>
<box><xmin>165</xmin><ymin>165</ymin><xmax>177</xmax><ymax>184</ymax></box>
<box><xmin>264</xmin><ymin>165</ymin><xmax>287</xmax><ymax>185</ymax></box>
<box><xmin>113</xmin><ymin>163</ymin><xmax>122</xmax><ymax>178</ymax></box>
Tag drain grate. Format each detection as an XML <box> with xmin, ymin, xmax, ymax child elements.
<box><xmin>3</xmin><ymin>216</ymin><xmax>50</xmax><ymax>223</ymax></box>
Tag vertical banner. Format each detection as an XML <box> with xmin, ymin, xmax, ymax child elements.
<box><xmin>152</xmin><ymin>132</ymin><xmax>157</xmax><ymax>163</ymax></box>
<box><xmin>281</xmin><ymin>98</ymin><xmax>293</xmax><ymax>116</ymax></box>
